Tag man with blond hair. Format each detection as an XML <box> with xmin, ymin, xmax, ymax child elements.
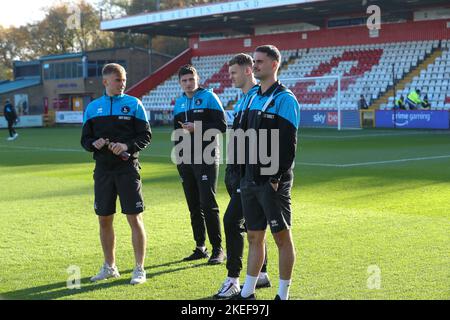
<box><xmin>81</xmin><ymin>63</ymin><xmax>152</xmax><ymax>285</ymax></box>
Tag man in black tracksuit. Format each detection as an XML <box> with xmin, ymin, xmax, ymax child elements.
<box><xmin>4</xmin><ymin>100</ymin><xmax>18</xmax><ymax>141</ymax></box>
<box><xmin>173</xmin><ymin>64</ymin><xmax>226</xmax><ymax>264</ymax></box>
<box><xmin>81</xmin><ymin>63</ymin><xmax>152</xmax><ymax>285</ymax></box>
<box><xmin>214</xmin><ymin>54</ymin><xmax>270</xmax><ymax>300</ymax></box>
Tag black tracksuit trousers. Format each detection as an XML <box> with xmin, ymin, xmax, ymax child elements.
<box><xmin>177</xmin><ymin>163</ymin><xmax>222</xmax><ymax>250</ymax></box>
<box><xmin>7</xmin><ymin>119</ymin><xmax>16</xmax><ymax>137</ymax></box>
<box><xmin>224</xmin><ymin>165</ymin><xmax>268</xmax><ymax>278</ymax></box>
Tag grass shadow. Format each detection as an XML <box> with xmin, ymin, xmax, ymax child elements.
<box><xmin>1</xmin><ymin>260</ymin><xmax>210</xmax><ymax>300</ymax></box>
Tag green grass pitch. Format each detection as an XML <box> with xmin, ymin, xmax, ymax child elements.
<box><xmin>0</xmin><ymin>127</ymin><xmax>448</xmax><ymax>300</ymax></box>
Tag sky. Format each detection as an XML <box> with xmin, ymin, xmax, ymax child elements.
<box><xmin>0</xmin><ymin>0</ymin><xmax>99</xmax><ymax>27</ymax></box>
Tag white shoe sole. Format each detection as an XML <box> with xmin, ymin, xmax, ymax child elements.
<box><xmin>90</xmin><ymin>274</ymin><xmax>120</xmax><ymax>282</ymax></box>
<box><xmin>130</xmin><ymin>278</ymin><xmax>146</xmax><ymax>285</ymax></box>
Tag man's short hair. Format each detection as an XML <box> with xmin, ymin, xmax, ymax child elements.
<box><xmin>255</xmin><ymin>45</ymin><xmax>281</xmax><ymax>62</ymax></box>
<box><xmin>102</xmin><ymin>63</ymin><xmax>126</xmax><ymax>77</ymax></box>
<box><xmin>229</xmin><ymin>53</ymin><xmax>254</xmax><ymax>67</ymax></box>
<box><xmin>178</xmin><ymin>64</ymin><xmax>198</xmax><ymax>79</ymax></box>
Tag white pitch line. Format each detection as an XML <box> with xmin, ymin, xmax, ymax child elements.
<box><xmin>2</xmin><ymin>144</ymin><xmax>450</xmax><ymax>168</ymax></box>
<box><xmin>336</xmin><ymin>155</ymin><xmax>450</xmax><ymax>167</ymax></box>
<box><xmin>295</xmin><ymin>161</ymin><xmax>343</xmax><ymax>167</ymax></box>
<box><xmin>0</xmin><ymin>144</ymin><xmax>170</xmax><ymax>158</ymax></box>
<box><xmin>295</xmin><ymin>154</ymin><xmax>450</xmax><ymax>168</ymax></box>
<box><xmin>155</xmin><ymin>128</ymin><xmax>446</xmax><ymax>139</ymax></box>
<box><xmin>300</xmin><ymin>131</ymin><xmax>448</xmax><ymax>139</ymax></box>
<box><xmin>0</xmin><ymin>145</ymin><xmax>82</xmax><ymax>152</ymax></box>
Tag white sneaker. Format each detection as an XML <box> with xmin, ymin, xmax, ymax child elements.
<box><xmin>6</xmin><ymin>137</ymin><xmax>13</xmax><ymax>141</ymax></box>
<box><xmin>213</xmin><ymin>278</ymin><xmax>240</xmax><ymax>299</ymax></box>
<box><xmin>90</xmin><ymin>263</ymin><xmax>120</xmax><ymax>282</ymax></box>
<box><xmin>12</xmin><ymin>133</ymin><xmax>18</xmax><ymax>140</ymax></box>
<box><xmin>130</xmin><ymin>265</ymin><xmax>146</xmax><ymax>285</ymax></box>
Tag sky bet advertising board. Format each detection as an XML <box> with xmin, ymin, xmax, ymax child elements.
<box><xmin>299</xmin><ymin>110</ymin><xmax>361</xmax><ymax>128</ymax></box>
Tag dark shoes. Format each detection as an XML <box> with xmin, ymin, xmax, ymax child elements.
<box><xmin>183</xmin><ymin>248</ymin><xmax>209</xmax><ymax>261</ymax></box>
<box><xmin>183</xmin><ymin>247</ymin><xmax>225</xmax><ymax>264</ymax></box>
<box><xmin>234</xmin><ymin>293</ymin><xmax>256</xmax><ymax>300</ymax></box>
<box><xmin>208</xmin><ymin>248</ymin><xmax>225</xmax><ymax>265</ymax></box>
<box><xmin>274</xmin><ymin>294</ymin><xmax>289</xmax><ymax>300</ymax></box>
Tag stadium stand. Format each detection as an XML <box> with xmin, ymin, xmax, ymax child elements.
<box><xmin>380</xmin><ymin>39</ymin><xmax>450</xmax><ymax>110</ymax></box>
<box><xmin>142</xmin><ymin>40</ymin><xmax>446</xmax><ymax>112</ymax></box>
<box><xmin>142</xmin><ymin>50</ymin><xmax>298</xmax><ymax>110</ymax></box>
<box><xmin>97</xmin><ymin>1</ymin><xmax>449</xmax><ymax>121</ymax></box>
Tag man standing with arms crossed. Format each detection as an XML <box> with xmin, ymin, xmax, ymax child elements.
<box><xmin>214</xmin><ymin>54</ymin><xmax>271</xmax><ymax>299</ymax></box>
<box><xmin>237</xmin><ymin>46</ymin><xmax>300</xmax><ymax>300</ymax></box>
<box><xmin>81</xmin><ymin>63</ymin><xmax>151</xmax><ymax>285</ymax></box>
<box><xmin>173</xmin><ymin>65</ymin><xmax>227</xmax><ymax>264</ymax></box>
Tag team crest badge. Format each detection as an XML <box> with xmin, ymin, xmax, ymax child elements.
<box><xmin>195</xmin><ymin>99</ymin><xmax>203</xmax><ymax>106</ymax></box>
<box><xmin>121</xmin><ymin>106</ymin><xmax>130</xmax><ymax>114</ymax></box>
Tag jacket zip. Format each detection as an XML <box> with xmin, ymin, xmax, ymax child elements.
<box><xmin>109</xmin><ymin>96</ymin><xmax>114</xmax><ymax>143</ymax></box>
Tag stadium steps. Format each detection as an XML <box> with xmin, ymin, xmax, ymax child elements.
<box><xmin>370</xmin><ymin>47</ymin><xmax>443</xmax><ymax>110</ymax></box>
<box><xmin>292</xmin><ymin>49</ymin><xmax>383</xmax><ymax>105</ymax></box>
